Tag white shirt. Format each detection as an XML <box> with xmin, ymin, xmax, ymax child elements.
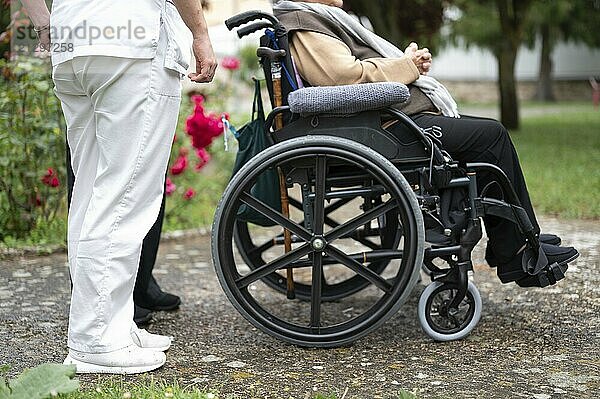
<box><xmin>50</xmin><ymin>0</ymin><xmax>192</xmax><ymax>75</ymax></box>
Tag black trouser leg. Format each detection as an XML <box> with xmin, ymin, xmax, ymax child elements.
<box><xmin>66</xmin><ymin>146</ymin><xmax>167</xmax><ymax>300</ymax></box>
<box><xmin>391</xmin><ymin>114</ymin><xmax>540</xmax><ymax>265</ymax></box>
<box><xmin>133</xmin><ymin>188</ymin><xmax>166</xmax><ymax>304</ymax></box>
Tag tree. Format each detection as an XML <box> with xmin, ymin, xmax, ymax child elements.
<box><xmin>343</xmin><ymin>0</ymin><xmax>451</xmax><ymax>53</ymax></box>
<box><xmin>528</xmin><ymin>0</ymin><xmax>600</xmax><ymax>101</ymax></box>
<box><xmin>449</xmin><ymin>0</ymin><xmax>534</xmax><ymax>129</ymax></box>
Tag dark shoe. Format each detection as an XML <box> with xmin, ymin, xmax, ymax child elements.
<box><xmin>486</xmin><ymin>233</ymin><xmax>562</xmax><ymax>267</ymax></box>
<box><xmin>539</xmin><ymin>233</ymin><xmax>561</xmax><ymax>246</ymax></box>
<box><xmin>498</xmin><ymin>243</ymin><xmax>579</xmax><ymax>287</ymax></box>
<box><xmin>134</xmin><ymin>305</ymin><xmax>153</xmax><ymax>327</ymax></box>
<box><xmin>135</xmin><ymin>277</ymin><xmax>181</xmax><ymax>311</ymax></box>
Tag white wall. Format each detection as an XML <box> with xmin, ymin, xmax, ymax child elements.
<box><xmin>430</xmin><ymin>40</ymin><xmax>600</xmax><ymax>81</ymax></box>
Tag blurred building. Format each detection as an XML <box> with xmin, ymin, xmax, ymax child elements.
<box><xmin>205</xmin><ymin>0</ymin><xmax>272</xmax><ymax>57</ymax></box>
<box><xmin>204</xmin><ymin>1</ymin><xmax>599</xmax><ymax>101</ymax></box>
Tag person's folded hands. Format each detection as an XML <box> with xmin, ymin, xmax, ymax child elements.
<box><xmin>405</xmin><ymin>42</ymin><xmax>432</xmax><ymax>75</ymax></box>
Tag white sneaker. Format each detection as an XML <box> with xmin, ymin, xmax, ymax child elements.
<box><xmin>63</xmin><ymin>345</ymin><xmax>166</xmax><ymax>374</ymax></box>
<box><xmin>130</xmin><ymin>325</ymin><xmax>173</xmax><ymax>352</ymax></box>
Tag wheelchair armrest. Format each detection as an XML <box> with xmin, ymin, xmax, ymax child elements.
<box><xmin>287</xmin><ymin>82</ymin><xmax>410</xmax><ymax>116</ymax></box>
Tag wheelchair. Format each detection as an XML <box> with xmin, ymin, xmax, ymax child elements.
<box><xmin>211</xmin><ymin>11</ymin><xmax>568</xmax><ymax>347</ymax></box>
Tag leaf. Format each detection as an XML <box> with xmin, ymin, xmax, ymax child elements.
<box><xmin>33</xmin><ymin>81</ymin><xmax>50</xmax><ymax>92</ymax></box>
<box><xmin>7</xmin><ymin>364</ymin><xmax>79</xmax><ymax>399</ymax></box>
<box><xmin>0</xmin><ymin>383</ymin><xmax>11</xmax><ymax>399</ymax></box>
<box><xmin>397</xmin><ymin>390</ymin><xmax>418</xmax><ymax>399</ymax></box>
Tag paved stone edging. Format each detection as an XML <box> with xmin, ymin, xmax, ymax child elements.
<box><xmin>0</xmin><ymin>227</ymin><xmax>212</xmax><ymax>260</ymax></box>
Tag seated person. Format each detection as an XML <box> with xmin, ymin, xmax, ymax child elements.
<box><xmin>272</xmin><ymin>0</ymin><xmax>579</xmax><ymax>286</ymax></box>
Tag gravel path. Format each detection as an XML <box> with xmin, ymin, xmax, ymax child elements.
<box><xmin>1</xmin><ymin>216</ymin><xmax>598</xmax><ymax>398</ymax></box>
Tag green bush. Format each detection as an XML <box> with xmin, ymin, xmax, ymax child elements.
<box><xmin>0</xmin><ymin>57</ymin><xmax>67</xmax><ymax>243</ymax></box>
<box><xmin>163</xmin><ymin>95</ymin><xmax>235</xmax><ymax>232</ymax></box>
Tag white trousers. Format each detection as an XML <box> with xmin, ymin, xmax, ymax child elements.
<box><xmin>53</xmin><ymin>33</ymin><xmax>181</xmax><ymax>353</ymax></box>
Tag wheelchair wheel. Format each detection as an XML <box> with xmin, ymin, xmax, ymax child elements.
<box><xmin>212</xmin><ymin>135</ymin><xmax>424</xmax><ymax>347</ymax></box>
<box><xmin>233</xmin><ymin>203</ymin><xmax>401</xmax><ymax>302</ymax></box>
<box><xmin>418</xmin><ymin>281</ymin><xmax>482</xmax><ymax>341</ymax></box>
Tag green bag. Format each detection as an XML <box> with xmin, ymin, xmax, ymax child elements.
<box><xmin>232</xmin><ymin>79</ymin><xmax>282</xmax><ymax>227</ymax></box>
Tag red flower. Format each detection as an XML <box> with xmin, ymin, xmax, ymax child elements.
<box><xmin>194</xmin><ymin>148</ymin><xmax>210</xmax><ymax>172</ymax></box>
<box><xmin>41</xmin><ymin>168</ymin><xmax>60</xmax><ymax>188</ymax></box>
<box><xmin>34</xmin><ymin>193</ymin><xmax>43</xmax><ymax>207</ymax></box>
<box><xmin>185</xmin><ymin>95</ymin><xmax>224</xmax><ymax>150</ymax></box>
<box><xmin>170</xmin><ymin>154</ymin><xmax>188</xmax><ymax>175</ymax></box>
<box><xmin>195</xmin><ymin>147</ymin><xmax>211</xmax><ymax>171</ymax></box>
<box><xmin>183</xmin><ymin>188</ymin><xmax>196</xmax><ymax>200</ymax></box>
<box><xmin>221</xmin><ymin>56</ymin><xmax>241</xmax><ymax>71</ymax></box>
<box><xmin>166</xmin><ymin>178</ymin><xmax>176</xmax><ymax>196</ymax></box>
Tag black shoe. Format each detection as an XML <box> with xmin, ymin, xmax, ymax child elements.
<box><xmin>539</xmin><ymin>233</ymin><xmax>561</xmax><ymax>246</ymax></box>
<box><xmin>498</xmin><ymin>243</ymin><xmax>579</xmax><ymax>287</ymax></box>
<box><xmin>135</xmin><ymin>277</ymin><xmax>181</xmax><ymax>311</ymax></box>
<box><xmin>486</xmin><ymin>233</ymin><xmax>562</xmax><ymax>267</ymax></box>
<box><xmin>134</xmin><ymin>305</ymin><xmax>153</xmax><ymax>327</ymax></box>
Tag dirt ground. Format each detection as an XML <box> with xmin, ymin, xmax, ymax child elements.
<box><xmin>1</xmin><ymin>215</ymin><xmax>598</xmax><ymax>398</ymax></box>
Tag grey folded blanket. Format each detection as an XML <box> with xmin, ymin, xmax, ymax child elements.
<box><xmin>288</xmin><ymin>82</ymin><xmax>410</xmax><ymax>115</ymax></box>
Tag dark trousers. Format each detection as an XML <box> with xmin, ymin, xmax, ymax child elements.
<box><xmin>66</xmin><ymin>149</ymin><xmax>166</xmax><ymax>300</ymax></box>
<box><xmin>391</xmin><ymin>114</ymin><xmax>541</xmax><ymax>265</ymax></box>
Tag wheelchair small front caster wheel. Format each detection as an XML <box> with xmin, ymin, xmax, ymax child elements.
<box><xmin>418</xmin><ymin>281</ymin><xmax>482</xmax><ymax>341</ymax></box>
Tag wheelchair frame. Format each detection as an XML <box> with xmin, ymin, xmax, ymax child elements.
<box><xmin>211</xmin><ymin>10</ymin><xmax>560</xmax><ymax>346</ymax></box>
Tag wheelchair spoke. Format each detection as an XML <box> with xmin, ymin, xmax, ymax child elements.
<box><xmin>245</xmin><ymin>198</ymin><xmax>352</xmax><ymax>260</ymax></box>
<box><xmin>348</xmin><ymin>235</ymin><xmax>380</xmax><ymax>250</ymax></box>
<box><xmin>321</xmin><ymin>216</ymin><xmax>382</xmax><ymax>249</ymax></box>
<box><xmin>240</xmin><ymin>192</ymin><xmax>313</xmax><ymax>242</ymax></box>
<box><xmin>326</xmin><ymin>246</ymin><xmax>393</xmax><ymax>294</ymax></box>
<box><xmin>313</xmin><ymin>156</ymin><xmax>327</xmax><ymax>235</ymax></box>
<box><xmin>247</xmin><ymin>238</ymin><xmax>276</xmax><ymax>257</ymax></box>
<box><xmin>310</xmin><ymin>251</ymin><xmax>323</xmax><ymax>328</ymax></box>
<box><xmin>325</xmin><ymin>200</ymin><xmax>398</xmax><ymax>243</ymax></box>
<box><xmin>289</xmin><ymin>196</ymin><xmax>354</xmax><ymax>215</ymax></box>
<box><xmin>235</xmin><ymin>244</ymin><xmax>312</xmax><ymax>289</ymax></box>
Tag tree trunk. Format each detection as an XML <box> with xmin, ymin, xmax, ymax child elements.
<box><xmin>497</xmin><ymin>46</ymin><xmax>520</xmax><ymax>130</ymax></box>
<box><xmin>534</xmin><ymin>23</ymin><xmax>556</xmax><ymax>102</ymax></box>
<box><xmin>495</xmin><ymin>0</ymin><xmax>531</xmax><ymax>130</ymax></box>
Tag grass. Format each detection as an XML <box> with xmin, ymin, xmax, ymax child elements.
<box><xmin>56</xmin><ymin>377</ymin><xmax>417</xmax><ymax>398</ymax></box>
<box><xmin>511</xmin><ymin>105</ymin><xmax>600</xmax><ymax>219</ymax></box>
<box><xmin>59</xmin><ymin>378</ymin><xmax>217</xmax><ymax>399</ymax></box>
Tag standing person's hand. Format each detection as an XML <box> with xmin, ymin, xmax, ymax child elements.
<box><xmin>173</xmin><ymin>0</ymin><xmax>217</xmax><ymax>83</ymax></box>
<box><xmin>189</xmin><ymin>36</ymin><xmax>217</xmax><ymax>83</ymax></box>
<box><xmin>19</xmin><ymin>0</ymin><xmax>51</xmax><ymax>50</ymax></box>
<box><xmin>405</xmin><ymin>42</ymin><xmax>432</xmax><ymax>75</ymax></box>
<box><xmin>36</xmin><ymin>26</ymin><xmax>51</xmax><ymax>52</ymax></box>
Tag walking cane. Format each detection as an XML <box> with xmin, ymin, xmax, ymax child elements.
<box><xmin>257</xmin><ymin>47</ymin><xmax>296</xmax><ymax>299</ymax></box>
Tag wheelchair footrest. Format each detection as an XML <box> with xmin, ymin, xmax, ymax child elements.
<box><xmin>515</xmin><ymin>262</ymin><xmax>568</xmax><ymax>288</ymax></box>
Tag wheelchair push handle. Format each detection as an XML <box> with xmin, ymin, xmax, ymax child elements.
<box><xmin>225</xmin><ymin>10</ymin><xmax>280</xmax><ymax>31</ymax></box>
<box><xmin>237</xmin><ymin>21</ymin><xmax>273</xmax><ymax>38</ymax></box>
